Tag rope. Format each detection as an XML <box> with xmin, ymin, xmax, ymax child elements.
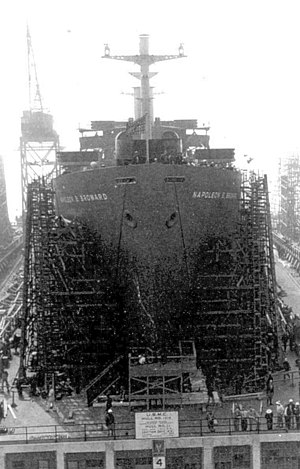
<box><xmin>116</xmin><ymin>185</ymin><xmax>127</xmax><ymax>281</ymax></box>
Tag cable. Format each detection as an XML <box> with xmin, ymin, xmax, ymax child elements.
<box><xmin>173</xmin><ymin>183</ymin><xmax>190</xmax><ymax>282</ymax></box>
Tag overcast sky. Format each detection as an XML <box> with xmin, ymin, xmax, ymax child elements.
<box><xmin>1</xmin><ymin>0</ymin><xmax>300</xmax><ymax>218</ymax></box>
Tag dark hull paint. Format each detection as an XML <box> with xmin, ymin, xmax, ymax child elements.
<box><xmin>55</xmin><ymin>164</ymin><xmax>241</xmax><ymax>261</ymax></box>
<box><xmin>54</xmin><ymin>164</ymin><xmax>241</xmax><ymax>349</ymax></box>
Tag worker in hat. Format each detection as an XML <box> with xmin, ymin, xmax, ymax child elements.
<box><xmin>294</xmin><ymin>402</ymin><xmax>300</xmax><ymax>430</ymax></box>
<box><xmin>266</xmin><ymin>377</ymin><xmax>274</xmax><ymax>406</ymax></box>
<box><xmin>285</xmin><ymin>399</ymin><xmax>294</xmax><ymax>430</ymax></box>
<box><xmin>289</xmin><ymin>399</ymin><xmax>295</xmax><ymax>429</ymax></box>
<box><xmin>265</xmin><ymin>408</ymin><xmax>273</xmax><ymax>430</ymax></box>
<box><xmin>206</xmin><ymin>410</ymin><xmax>215</xmax><ymax>433</ymax></box>
<box><xmin>105</xmin><ymin>394</ymin><xmax>112</xmax><ymax>412</ymax></box>
<box><xmin>138</xmin><ymin>354</ymin><xmax>146</xmax><ymax>365</ymax></box>
<box><xmin>233</xmin><ymin>404</ymin><xmax>241</xmax><ymax>432</ymax></box>
<box><xmin>248</xmin><ymin>406</ymin><xmax>259</xmax><ymax>432</ymax></box>
<box><xmin>240</xmin><ymin>405</ymin><xmax>248</xmax><ymax>432</ymax></box>
<box><xmin>105</xmin><ymin>408</ymin><xmax>115</xmax><ymax>437</ymax></box>
<box><xmin>275</xmin><ymin>401</ymin><xmax>284</xmax><ymax>428</ymax></box>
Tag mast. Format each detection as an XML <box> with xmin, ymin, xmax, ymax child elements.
<box><xmin>102</xmin><ymin>35</ymin><xmax>186</xmax><ymax>162</ymax></box>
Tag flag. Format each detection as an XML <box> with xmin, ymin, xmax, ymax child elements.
<box><xmin>125</xmin><ymin>114</ymin><xmax>147</xmax><ymax>135</ymax></box>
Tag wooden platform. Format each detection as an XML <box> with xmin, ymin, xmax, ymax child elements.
<box><xmin>129</xmin><ymin>391</ymin><xmax>210</xmax><ymax>409</ymax></box>
<box><xmin>129</xmin><ymin>357</ymin><xmax>197</xmax><ymax>377</ymax></box>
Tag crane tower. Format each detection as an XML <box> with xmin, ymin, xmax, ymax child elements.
<box><xmin>20</xmin><ymin>27</ymin><xmax>60</xmax><ymax>220</ymax></box>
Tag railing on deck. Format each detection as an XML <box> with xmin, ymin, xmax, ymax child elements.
<box><xmin>0</xmin><ymin>415</ymin><xmax>298</xmax><ymax>444</ymax></box>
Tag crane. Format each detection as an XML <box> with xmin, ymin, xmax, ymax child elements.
<box><xmin>20</xmin><ymin>26</ymin><xmax>60</xmax><ymax>221</ymax></box>
<box><xmin>26</xmin><ymin>25</ymin><xmax>44</xmax><ymax>113</ymax></box>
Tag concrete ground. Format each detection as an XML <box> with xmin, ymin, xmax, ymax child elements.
<box><xmin>0</xmin><ymin>357</ymin><xmax>58</xmax><ymax>430</ymax></box>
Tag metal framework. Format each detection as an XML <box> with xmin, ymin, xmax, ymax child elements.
<box><xmin>20</xmin><ymin>117</ymin><xmax>60</xmax><ymax>220</ymax></box>
<box><xmin>20</xmin><ymin>172</ymin><xmax>279</xmax><ymax>398</ymax></box>
<box><xmin>190</xmin><ymin>172</ymin><xmax>280</xmax><ymax>394</ymax></box>
<box><xmin>128</xmin><ymin>341</ymin><xmax>207</xmax><ymax>410</ymax></box>
<box><xmin>20</xmin><ymin>27</ymin><xmax>60</xmax><ymax>221</ymax></box>
<box><xmin>20</xmin><ymin>179</ymin><xmax>123</xmax><ymax>390</ymax></box>
<box><xmin>278</xmin><ymin>155</ymin><xmax>300</xmax><ymax>242</ymax></box>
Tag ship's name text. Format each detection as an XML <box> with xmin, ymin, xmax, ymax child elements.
<box><xmin>60</xmin><ymin>193</ymin><xmax>108</xmax><ymax>203</ymax></box>
<box><xmin>193</xmin><ymin>191</ymin><xmax>238</xmax><ymax>199</ymax></box>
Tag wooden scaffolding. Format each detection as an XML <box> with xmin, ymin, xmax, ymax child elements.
<box><xmin>20</xmin><ymin>179</ymin><xmax>123</xmax><ymax>390</ymax></box>
<box><xmin>191</xmin><ymin>173</ymin><xmax>280</xmax><ymax>394</ymax></box>
<box><xmin>128</xmin><ymin>341</ymin><xmax>207</xmax><ymax>410</ymax></box>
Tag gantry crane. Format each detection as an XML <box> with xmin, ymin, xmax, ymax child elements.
<box><xmin>20</xmin><ymin>26</ymin><xmax>60</xmax><ymax>221</ymax></box>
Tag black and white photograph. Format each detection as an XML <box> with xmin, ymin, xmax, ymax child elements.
<box><xmin>0</xmin><ymin>0</ymin><xmax>300</xmax><ymax>467</ymax></box>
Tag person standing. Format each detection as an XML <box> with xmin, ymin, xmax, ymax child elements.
<box><xmin>0</xmin><ymin>400</ymin><xmax>4</xmax><ymax>423</ymax></box>
<box><xmin>283</xmin><ymin>358</ymin><xmax>291</xmax><ymax>381</ymax></box>
<box><xmin>285</xmin><ymin>399</ymin><xmax>295</xmax><ymax>429</ymax></box>
<box><xmin>266</xmin><ymin>371</ymin><xmax>273</xmax><ymax>386</ymax></box>
<box><xmin>105</xmin><ymin>409</ymin><xmax>115</xmax><ymax>437</ymax></box>
<box><xmin>289</xmin><ymin>329</ymin><xmax>295</xmax><ymax>352</ymax></box>
<box><xmin>206</xmin><ymin>375</ymin><xmax>215</xmax><ymax>408</ymax></box>
<box><xmin>284</xmin><ymin>404</ymin><xmax>291</xmax><ymax>429</ymax></box>
<box><xmin>47</xmin><ymin>386</ymin><xmax>55</xmax><ymax>411</ymax></box>
<box><xmin>275</xmin><ymin>401</ymin><xmax>284</xmax><ymax>428</ymax></box>
<box><xmin>282</xmin><ymin>332</ymin><xmax>288</xmax><ymax>352</ymax></box>
<box><xmin>240</xmin><ymin>406</ymin><xmax>248</xmax><ymax>431</ymax></box>
<box><xmin>266</xmin><ymin>378</ymin><xmax>274</xmax><ymax>406</ymax></box>
<box><xmin>106</xmin><ymin>394</ymin><xmax>112</xmax><ymax>412</ymax></box>
<box><xmin>12</xmin><ymin>330</ymin><xmax>21</xmax><ymax>355</ymax></box>
<box><xmin>16</xmin><ymin>378</ymin><xmax>23</xmax><ymax>399</ymax></box>
<box><xmin>248</xmin><ymin>407</ymin><xmax>259</xmax><ymax>431</ymax></box>
<box><xmin>206</xmin><ymin>410</ymin><xmax>215</xmax><ymax>432</ymax></box>
<box><xmin>294</xmin><ymin>402</ymin><xmax>300</xmax><ymax>430</ymax></box>
<box><xmin>288</xmin><ymin>399</ymin><xmax>295</xmax><ymax>429</ymax></box>
<box><xmin>119</xmin><ymin>385</ymin><xmax>126</xmax><ymax>404</ymax></box>
<box><xmin>233</xmin><ymin>405</ymin><xmax>241</xmax><ymax>432</ymax></box>
<box><xmin>265</xmin><ymin>409</ymin><xmax>273</xmax><ymax>430</ymax></box>
<box><xmin>1</xmin><ymin>370</ymin><xmax>9</xmax><ymax>394</ymax></box>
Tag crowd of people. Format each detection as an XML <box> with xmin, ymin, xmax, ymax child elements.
<box><xmin>130</xmin><ymin>149</ymin><xmax>235</xmax><ymax>169</ymax></box>
<box><xmin>0</xmin><ymin>327</ymin><xmax>23</xmax><ymax>395</ymax></box>
<box><xmin>231</xmin><ymin>399</ymin><xmax>300</xmax><ymax>432</ymax></box>
<box><xmin>205</xmin><ymin>397</ymin><xmax>300</xmax><ymax>433</ymax></box>
<box><xmin>203</xmin><ymin>332</ymin><xmax>299</xmax><ymax>434</ymax></box>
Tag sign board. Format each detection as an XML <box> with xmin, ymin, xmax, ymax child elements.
<box><xmin>135</xmin><ymin>412</ymin><xmax>179</xmax><ymax>439</ymax></box>
<box><xmin>153</xmin><ymin>456</ymin><xmax>166</xmax><ymax>469</ymax></box>
<box><xmin>152</xmin><ymin>440</ymin><xmax>166</xmax><ymax>469</ymax></box>
<box><xmin>152</xmin><ymin>440</ymin><xmax>165</xmax><ymax>456</ymax></box>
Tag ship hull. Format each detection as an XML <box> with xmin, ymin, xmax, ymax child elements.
<box><xmin>55</xmin><ymin>164</ymin><xmax>241</xmax><ymax>259</ymax></box>
<box><xmin>54</xmin><ymin>164</ymin><xmax>241</xmax><ymax>349</ymax></box>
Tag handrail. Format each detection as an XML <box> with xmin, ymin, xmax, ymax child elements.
<box><xmin>83</xmin><ymin>355</ymin><xmax>124</xmax><ymax>393</ymax></box>
<box><xmin>0</xmin><ymin>415</ymin><xmax>297</xmax><ymax>444</ymax></box>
